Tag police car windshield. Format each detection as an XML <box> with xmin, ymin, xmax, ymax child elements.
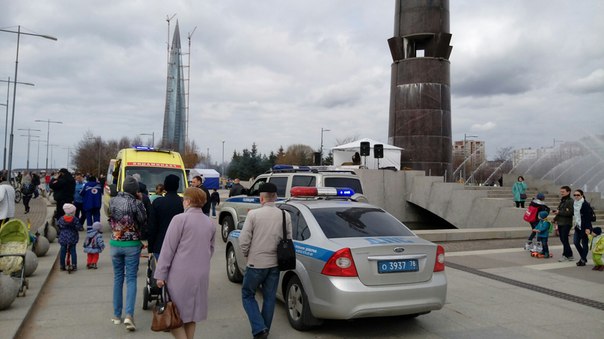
<box><xmin>311</xmin><ymin>207</ymin><xmax>413</xmax><ymax>238</ymax></box>
<box><xmin>125</xmin><ymin>167</ymin><xmax>186</xmax><ymax>193</ymax></box>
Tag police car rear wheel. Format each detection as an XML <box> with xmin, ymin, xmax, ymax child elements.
<box><xmin>226</xmin><ymin>245</ymin><xmax>243</xmax><ymax>283</ymax></box>
<box><xmin>221</xmin><ymin>216</ymin><xmax>234</xmax><ymax>242</ymax></box>
<box><xmin>286</xmin><ymin>276</ymin><xmax>321</xmax><ymax>331</ymax></box>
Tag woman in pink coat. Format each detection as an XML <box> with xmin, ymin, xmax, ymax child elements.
<box><xmin>155</xmin><ymin>187</ymin><xmax>215</xmax><ymax>339</ymax></box>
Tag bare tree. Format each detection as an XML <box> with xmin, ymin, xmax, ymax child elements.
<box><xmin>494</xmin><ymin>146</ymin><xmax>514</xmax><ymax>162</ymax></box>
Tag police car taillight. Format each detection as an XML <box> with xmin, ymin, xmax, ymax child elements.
<box><xmin>321</xmin><ymin>248</ymin><xmax>358</xmax><ymax>277</ymax></box>
<box><xmin>290</xmin><ymin>186</ymin><xmax>355</xmax><ymax>198</ymax></box>
<box><xmin>433</xmin><ymin>245</ymin><xmax>445</xmax><ymax>272</ymax></box>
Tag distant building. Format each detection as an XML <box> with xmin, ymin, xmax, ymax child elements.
<box><xmin>162</xmin><ymin>21</ymin><xmax>187</xmax><ymax>154</ymax></box>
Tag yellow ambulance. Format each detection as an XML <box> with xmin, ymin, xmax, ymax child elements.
<box><xmin>103</xmin><ymin>146</ymin><xmax>188</xmax><ymax>214</ymax></box>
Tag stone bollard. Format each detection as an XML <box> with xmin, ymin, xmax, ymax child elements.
<box><xmin>0</xmin><ymin>274</ymin><xmax>19</xmax><ymax>310</ymax></box>
<box><xmin>24</xmin><ymin>250</ymin><xmax>39</xmax><ymax>277</ymax></box>
<box><xmin>33</xmin><ymin>236</ymin><xmax>50</xmax><ymax>257</ymax></box>
<box><xmin>39</xmin><ymin>222</ymin><xmax>57</xmax><ymax>243</ymax></box>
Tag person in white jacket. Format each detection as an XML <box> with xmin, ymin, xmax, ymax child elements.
<box><xmin>0</xmin><ymin>174</ymin><xmax>16</xmax><ymax>224</ymax></box>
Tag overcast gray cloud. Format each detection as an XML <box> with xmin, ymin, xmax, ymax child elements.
<box><xmin>1</xmin><ymin>0</ymin><xmax>602</xmax><ymax>171</ymax></box>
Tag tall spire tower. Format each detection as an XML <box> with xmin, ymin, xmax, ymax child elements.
<box><xmin>387</xmin><ymin>0</ymin><xmax>453</xmax><ymax>179</ymax></box>
<box><xmin>162</xmin><ymin>21</ymin><xmax>187</xmax><ymax>153</ymax></box>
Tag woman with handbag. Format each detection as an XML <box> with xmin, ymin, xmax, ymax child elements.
<box><xmin>154</xmin><ymin>187</ymin><xmax>215</xmax><ymax>339</ymax></box>
<box><xmin>512</xmin><ymin>175</ymin><xmax>528</xmax><ymax>208</ymax></box>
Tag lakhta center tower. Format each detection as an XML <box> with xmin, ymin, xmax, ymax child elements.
<box><xmin>162</xmin><ymin>21</ymin><xmax>187</xmax><ymax>153</ymax></box>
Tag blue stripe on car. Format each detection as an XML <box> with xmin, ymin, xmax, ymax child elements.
<box><xmin>230</xmin><ymin>230</ymin><xmax>241</xmax><ymax>238</ymax></box>
<box><xmin>226</xmin><ymin>197</ymin><xmax>261</xmax><ymax>203</ymax></box>
<box><xmin>294</xmin><ymin>242</ymin><xmax>334</xmax><ymax>262</ymax></box>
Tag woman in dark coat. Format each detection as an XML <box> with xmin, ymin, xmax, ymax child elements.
<box><xmin>572</xmin><ymin>189</ymin><xmax>594</xmax><ymax>266</ymax></box>
<box><xmin>147</xmin><ymin>175</ymin><xmax>183</xmax><ymax>258</ymax></box>
<box><xmin>155</xmin><ymin>187</ymin><xmax>215</xmax><ymax>339</ymax></box>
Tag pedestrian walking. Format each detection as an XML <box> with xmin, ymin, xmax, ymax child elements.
<box><xmin>191</xmin><ymin>175</ymin><xmax>211</xmax><ymax>216</ymax></box>
<box><xmin>512</xmin><ymin>176</ymin><xmax>527</xmax><ymax>208</ymax></box>
<box><xmin>155</xmin><ymin>187</ymin><xmax>215</xmax><ymax>339</ymax></box>
<box><xmin>81</xmin><ymin>175</ymin><xmax>103</xmax><ymax>227</ymax></box>
<box><xmin>49</xmin><ymin>168</ymin><xmax>76</xmax><ymax>222</ymax></box>
<box><xmin>108</xmin><ymin>175</ymin><xmax>147</xmax><ymax>331</ymax></box>
<box><xmin>74</xmin><ymin>173</ymin><xmax>86</xmax><ymax>225</ymax></box>
<box><xmin>148</xmin><ymin>174</ymin><xmax>183</xmax><ymax>258</ymax></box>
<box><xmin>239</xmin><ymin>182</ymin><xmax>292</xmax><ymax>339</ymax></box>
<box><xmin>31</xmin><ymin>172</ymin><xmax>41</xmax><ymax>198</ymax></box>
<box><xmin>553</xmin><ymin>186</ymin><xmax>575</xmax><ymax>261</ymax></box>
<box><xmin>0</xmin><ymin>174</ymin><xmax>16</xmax><ymax>224</ymax></box>
<box><xmin>572</xmin><ymin>189</ymin><xmax>594</xmax><ymax>266</ymax></box>
<box><xmin>210</xmin><ymin>188</ymin><xmax>220</xmax><ymax>218</ymax></box>
<box><xmin>58</xmin><ymin>203</ymin><xmax>81</xmax><ymax>271</ymax></box>
<box><xmin>83</xmin><ymin>221</ymin><xmax>105</xmax><ymax>269</ymax></box>
<box><xmin>20</xmin><ymin>173</ymin><xmax>35</xmax><ymax>214</ymax></box>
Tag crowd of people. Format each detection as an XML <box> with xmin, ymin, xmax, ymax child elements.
<box><xmin>521</xmin><ymin>182</ymin><xmax>604</xmax><ymax>270</ymax></box>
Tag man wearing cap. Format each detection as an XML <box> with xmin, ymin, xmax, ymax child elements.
<box><xmin>148</xmin><ymin>174</ymin><xmax>183</xmax><ymax>258</ymax></box>
<box><xmin>108</xmin><ymin>175</ymin><xmax>147</xmax><ymax>331</ymax></box>
<box><xmin>239</xmin><ymin>182</ymin><xmax>292</xmax><ymax>339</ymax></box>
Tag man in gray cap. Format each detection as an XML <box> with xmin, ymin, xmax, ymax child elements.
<box><xmin>108</xmin><ymin>175</ymin><xmax>147</xmax><ymax>331</ymax></box>
<box><xmin>239</xmin><ymin>182</ymin><xmax>292</xmax><ymax>339</ymax></box>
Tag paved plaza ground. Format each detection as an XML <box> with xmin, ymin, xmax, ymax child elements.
<box><xmin>2</xmin><ymin>190</ymin><xmax>603</xmax><ymax>338</ymax></box>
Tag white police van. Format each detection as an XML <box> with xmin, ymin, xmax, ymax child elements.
<box><xmin>218</xmin><ymin>165</ymin><xmax>365</xmax><ymax>242</ymax></box>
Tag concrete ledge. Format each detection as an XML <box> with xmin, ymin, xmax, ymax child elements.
<box><xmin>416</xmin><ymin>227</ymin><xmax>528</xmax><ymax>242</ymax></box>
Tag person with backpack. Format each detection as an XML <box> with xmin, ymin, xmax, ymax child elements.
<box><xmin>531</xmin><ymin>210</ymin><xmax>553</xmax><ymax>258</ymax></box>
<box><xmin>572</xmin><ymin>189</ymin><xmax>594</xmax><ymax>266</ymax></box>
<box><xmin>83</xmin><ymin>221</ymin><xmax>105</xmax><ymax>269</ymax></box>
<box><xmin>524</xmin><ymin>192</ymin><xmax>550</xmax><ymax>248</ymax></box>
<box><xmin>20</xmin><ymin>173</ymin><xmax>36</xmax><ymax>214</ymax></box>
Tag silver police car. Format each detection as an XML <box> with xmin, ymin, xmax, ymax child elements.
<box><xmin>225</xmin><ymin>187</ymin><xmax>447</xmax><ymax>330</ymax></box>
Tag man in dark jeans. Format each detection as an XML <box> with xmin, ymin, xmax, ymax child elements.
<box><xmin>553</xmin><ymin>186</ymin><xmax>574</xmax><ymax>262</ymax></box>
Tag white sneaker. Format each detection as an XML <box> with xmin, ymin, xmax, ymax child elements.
<box><xmin>124</xmin><ymin>316</ymin><xmax>136</xmax><ymax>331</ymax></box>
<box><xmin>111</xmin><ymin>317</ymin><xmax>121</xmax><ymax>325</ymax></box>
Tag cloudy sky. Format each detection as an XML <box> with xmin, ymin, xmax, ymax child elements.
<box><xmin>1</xmin><ymin>0</ymin><xmax>602</xmax><ymax>170</ymax></box>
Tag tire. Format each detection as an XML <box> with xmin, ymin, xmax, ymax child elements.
<box><xmin>14</xmin><ymin>190</ymin><xmax>22</xmax><ymax>203</ymax></box>
<box><xmin>142</xmin><ymin>286</ymin><xmax>150</xmax><ymax>310</ymax></box>
<box><xmin>226</xmin><ymin>245</ymin><xmax>243</xmax><ymax>283</ymax></box>
<box><xmin>285</xmin><ymin>276</ymin><xmax>322</xmax><ymax>331</ymax></box>
<box><xmin>221</xmin><ymin>215</ymin><xmax>234</xmax><ymax>242</ymax></box>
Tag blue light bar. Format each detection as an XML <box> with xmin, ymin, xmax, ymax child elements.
<box><xmin>132</xmin><ymin>145</ymin><xmax>155</xmax><ymax>151</ymax></box>
<box><xmin>272</xmin><ymin>165</ymin><xmax>311</xmax><ymax>171</ymax></box>
<box><xmin>336</xmin><ymin>188</ymin><xmax>355</xmax><ymax>197</ymax></box>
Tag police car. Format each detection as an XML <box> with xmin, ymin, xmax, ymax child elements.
<box><xmin>225</xmin><ymin>187</ymin><xmax>447</xmax><ymax>330</ymax></box>
<box><xmin>218</xmin><ymin>165</ymin><xmax>365</xmax><ymax>242</ymax></box>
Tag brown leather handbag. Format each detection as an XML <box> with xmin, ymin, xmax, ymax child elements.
<box><xmin>151</xmin><ymin>285</ymin><xmax>184</xmax><ymax>332</ymax></box>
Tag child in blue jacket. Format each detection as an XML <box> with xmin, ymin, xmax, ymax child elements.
<box><xmin>83</xmin><ymin>221</ymin><xmax>105</xmax><ymax>269</ymax></box>
<box><xmin>532</xmin><ymin>210</ymin><xmax>552</xmax><ymax>258</ymax></box>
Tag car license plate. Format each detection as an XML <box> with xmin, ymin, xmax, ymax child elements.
<box><xmin>377</xmin><ymin>259</ymin><xmax>418</xmax><ymax>273</ymax></box>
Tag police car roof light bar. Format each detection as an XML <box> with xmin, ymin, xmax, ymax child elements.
<box><xmin>290</xmin><ymin>186</ymin><xmax>355</xmax><ymax>198</ymax></box>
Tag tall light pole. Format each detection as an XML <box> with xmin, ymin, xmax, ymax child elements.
<box><xmin>1</xmin><ymin>78</ymin><xmax>34</xmax><ymax>172</ymax></box>
<box><xmin>463</xmin><ymin>133</ymin><xmax>478</xmax><ymax>183</ymax></box>
<box><xmin>221</xmin><ymin>140</ymin><xmax>225</xmax><ymax>179</ymax></box>
<box><xmin>139</xmin><ymin>132</ymin><xmax>154</xmax><ymax>147</ymax></box>
<box><xmin>35</xmin><ymin>119</ymin><xmax>63</xmax><ymax>174</ymax></box>
<box><xmin>36</xmin><ymin>139</ymin><xmax>45</xmax><ymax>171</ymax></box>
<box><xmin>0</xmin><ymin>25</ymin><xmax>57</xmax><ymax>179</ymax></box>
<box><xmin>320</xmin><ymin>128</ymin><xmax>330</xmax><ymax>166</ymax></box>
<box><xmin>62</xmin><ymin>146</ymin><xmax>72</xmax><ymax>168</ymax></box>
<box><xmin>18</xmin><ymin>128</ymin><xmax>41</xmax><ymax>171</ymax></box>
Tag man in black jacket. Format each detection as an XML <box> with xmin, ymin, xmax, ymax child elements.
<box><xmin>49</xmin><ymin>168</ymin><xmax>76</xmax><ymax>222</ymax></box>
<box><xmin>553</xmin><ymin>185</ymin><xmax>575</xmax><ymax>262</ymax></box>
<box><xmin>191</xmin><ymin>175</ymin><xmax>211</xmax><ymax>216</ymax></box>
<box><xmin>147</xmin><ymin>174</ymin><xmax>183</xmax><ymax>258</ymax></box>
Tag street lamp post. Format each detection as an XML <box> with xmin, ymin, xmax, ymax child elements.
<box><xmin>1</xmin><ymin>78</ymin><xmax>34</xmax><ymax>172</ymax></box>
<box><xmin>221</xmin><ymin>140</ymin><xmax>225</xmax><ymax>180</ymax></box>
<box><xmin>35</xmin><ymin>119</ymin><xmax>63</xmax><ymax>174</ymax></box>
<box><xmin>139</xmin><ymin>132</ymin><xmax>155</xmax><ymax>147</ymax></box>
<box><xmin>62</xmin><ymin>146</ymin><xmax>71</xmax><ymax>168</ymax></box>
<box><xmin>18</xmin><ymin>128</ymin><xmax>41</xmax><ymax>171</ymax></box>
<box><xmin>0</xmin><ymin>25</ymin><xmax>57</xmax><ymax>179</ymax></box>
<box><xmin>320</xmin><ymin>128</ymin><xmax>330</xmax><ymax>166</ymax></box>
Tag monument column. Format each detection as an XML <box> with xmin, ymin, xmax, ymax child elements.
<box><xmin>387</xmin><ymin>0</ymin><xmax>453</xmax><ymax>179</ymax></box>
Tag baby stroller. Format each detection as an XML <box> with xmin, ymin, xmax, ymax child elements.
<box><xmin>0</xmin><ymin>219</ymin><xmax>30</xmax><ymax>296</ymax></box>
<box><xmin>142</xmin><ymin>253</ymin><xmax>162</xmax><ymax>310</ymax></box>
